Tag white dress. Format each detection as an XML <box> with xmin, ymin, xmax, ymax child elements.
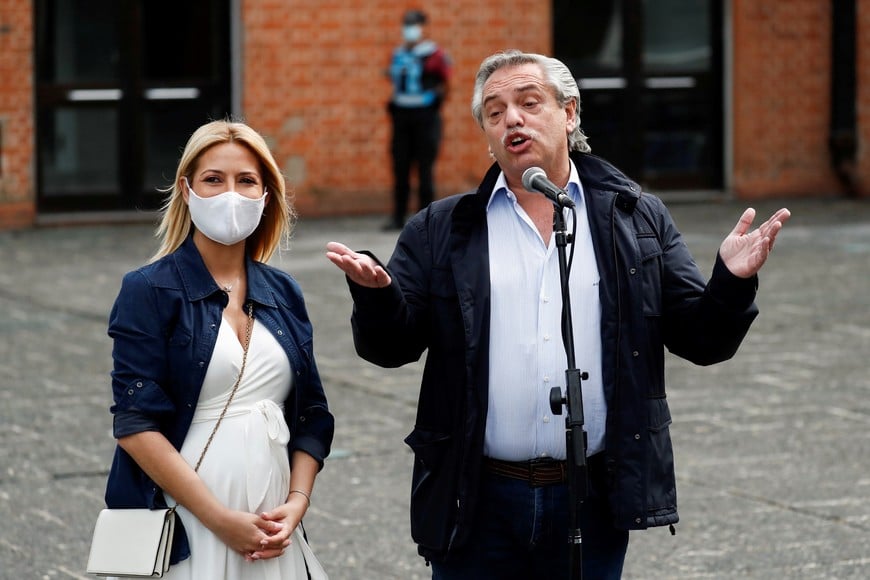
<box><xmin>161</xmin><ymin>317</ymin><xmax>326</xmax><ymax>580</ymax></box>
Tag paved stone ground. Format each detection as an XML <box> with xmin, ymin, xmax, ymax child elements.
<box><xmin>1</xmin><ymin>196</ymin><xmax>868</xmax><ymax>579</ymax></box>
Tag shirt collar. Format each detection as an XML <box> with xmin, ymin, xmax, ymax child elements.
<box><xmin>487</xmin><ymin>161</ymin><xmax>584</xmax><ymax>211</ymax></box>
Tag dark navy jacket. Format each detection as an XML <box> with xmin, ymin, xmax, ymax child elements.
<box><xmin>347</xmin><ymin>152</ymin><xmax>758</xmax><ymax>561</ymax></box>
<box><xmin>104</xmin><ymin>236</ymin><xmax>334</xmax><ymax>563</ymax></box>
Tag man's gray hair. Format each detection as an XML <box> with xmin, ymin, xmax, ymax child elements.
<box><xmin>471</xmin><ymin>49</ymin><xmax>591</xmax><ymax>153</ymax></box>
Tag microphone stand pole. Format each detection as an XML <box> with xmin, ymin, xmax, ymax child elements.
<box><xmin>548</xmin><ymin>203</ymin><xmax>588</xmax><ymax>580</ymax></box>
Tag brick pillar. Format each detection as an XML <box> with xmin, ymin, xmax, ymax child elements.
<box><xmin>0</xmin><ymin>0</ymin><xmax>36</xmax><ymax>228</ymax></box>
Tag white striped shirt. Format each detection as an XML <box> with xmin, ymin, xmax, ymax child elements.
<box><xmin>484</xmin><ymin>162</ymin><xmax>605</xmax><ymax>460</ymax></box>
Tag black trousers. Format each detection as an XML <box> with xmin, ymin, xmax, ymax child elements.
<box><xmin>389</xmin><ymin>105</ymin><xmax>442</xmax><ymax>223</ymax></box>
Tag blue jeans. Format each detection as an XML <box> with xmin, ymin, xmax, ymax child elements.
<box><xmin>431</xmin><ymin>454</ymin><xmax>629</xmax><ymax>580</ymax></box>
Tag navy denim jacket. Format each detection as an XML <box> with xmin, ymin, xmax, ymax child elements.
<box><xmin>104</xmin><ymin>235</ymin><xmax>334</xmax><ymax>563</ymax></box>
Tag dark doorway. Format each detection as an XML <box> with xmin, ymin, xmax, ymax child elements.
<box><xmin>34</xmin><ymin>0</ymin><xmax>232</xmax><ymax>213</ymax></box>
<box><xmin>554</xmin><ymin>0</ymin><xmax>723</xmax><ymax>190</ymax></box>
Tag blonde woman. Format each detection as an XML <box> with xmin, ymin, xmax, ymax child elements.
<box><xmin>104</xmin><ymin>120</ymin><xmax>332</xmax><ymax>579</ymax></box>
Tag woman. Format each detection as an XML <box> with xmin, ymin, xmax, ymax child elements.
<box><xmin>104</xmin><ymin>120</ymin><xmax>333</xmax><ymax>578</ymax></box>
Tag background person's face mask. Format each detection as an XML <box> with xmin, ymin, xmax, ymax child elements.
<box><xmin>402</xmin><ymin>25</ymin><xmax>422</xmax><ymax>43</ymax></box>
<box><xmin>184</xmin><ymin>178</ymin><xmax>268</xmax><ymax>246</ymax></box>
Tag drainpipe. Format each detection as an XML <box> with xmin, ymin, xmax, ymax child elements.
<box><xmin>829</xmin><ymin>0</ymin><xmax>858</xmax><ymax>196</ymax></box>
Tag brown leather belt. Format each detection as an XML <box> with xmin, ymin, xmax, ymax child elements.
<box><xmin>483</xmin><ymin>457</ymin><xmax>568</xmax><ymax>487</ymax></box>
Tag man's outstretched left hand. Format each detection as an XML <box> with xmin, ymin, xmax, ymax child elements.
<box><xmin>720</xmin><ymin>207</ymin><xmax>791</xmax><ymax>278</ymax></box>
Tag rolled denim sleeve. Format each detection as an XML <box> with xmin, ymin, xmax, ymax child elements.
<box><xmin>108</xmin><ymin>271</ymin><xmax>177</xmax><ymax>438</ymax></box>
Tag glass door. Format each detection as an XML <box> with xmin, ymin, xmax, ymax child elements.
<box><xmin>554</xmin><ymin>0</ymin><xmax>723</xmax><ymax>190</ymax></box>
<box><xmin>35</xmin><ymin>0</ymin><xmax>231</xmax><ymax>213</ymax></box>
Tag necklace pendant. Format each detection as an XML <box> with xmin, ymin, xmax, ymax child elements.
<box><xmin>216</xmin><ymin>275</ymin><xmax>240</xmax><ymax>294</ymax></box>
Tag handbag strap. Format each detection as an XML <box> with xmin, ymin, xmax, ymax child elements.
<box><xmin>193</xmin><ymin>302</ymin><xmax>254</xmax><ymax>473</ymax></box>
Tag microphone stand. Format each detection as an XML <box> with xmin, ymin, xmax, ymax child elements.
<box><xmin>548</xmin><ymin>203</ymin><xmax>588</xmax><ymax>580</ymax></box>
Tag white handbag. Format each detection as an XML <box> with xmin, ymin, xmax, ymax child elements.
<box><xmin>86</xmin><ymin>507</ymin><xmax>176</xmax><ymax>577</ymax></box>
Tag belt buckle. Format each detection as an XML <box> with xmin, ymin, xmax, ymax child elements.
<box><xmin>527</xmin><ymin>458</ymin><xmax>548</xmax><ymax>486</ymax></box>
<box><xmin>529</xmin><ymin>458</ymin><xmax>566</xmax><ymax>486</ymax></box>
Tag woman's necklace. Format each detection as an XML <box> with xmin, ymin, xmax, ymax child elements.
<box><xmin>216</xmin><ymin>275</ymin><xmax>241</xmax><ymax>293</ymax></box>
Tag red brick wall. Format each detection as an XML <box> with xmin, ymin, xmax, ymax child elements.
<box><xmin>241</xmin><ymin>0</ymin><xmax>551</xmax><ymax>217</ymax></box>
<box><xmin>731</xmin><ymin>0</ymin><xmax>845</xmax><ymax>199</ymax></box>
<box><xmin>2</xmin><ymin>1</ymin><xmax>869</xmax><ymax>230</ymax></box>
<box><xmin>0</xmin><ymin>0</ymin><xmax>35</xmax><ymax>228</ymax></box>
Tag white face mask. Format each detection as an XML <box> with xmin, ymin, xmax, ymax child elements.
<box><xmin>402</xmin><ymin>25</ymin><xmax>422</xmax><ymax>43</ymax></box>
<box><xmin>185</xmin><ymin>178</ymin><xmax>268</xmax><ymax>246</ymax></box>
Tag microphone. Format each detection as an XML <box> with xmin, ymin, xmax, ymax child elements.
<box><xmin>521</xmin><ymin>167</ymin><xmax>575</xmax><ymax>208</ymax></box>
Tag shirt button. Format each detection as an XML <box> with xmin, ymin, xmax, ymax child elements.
<box><xmin>635</xmin><ymin>517</ymin><xmax>642</xmax><ymax>524</ymax></box>
<box><xmin>629</xmin><ymin>268</ymin><xmax>637</xmax><ymax>275</ymax></box>
<box><xmin>136</xmin><ymin>381</ymin><xmax>143</xmax><ymax>388</ymax></box>
<box><xmin>634</xmin><ymin>433</ymin><xmax>641</xmax><ymax>440</ymax></box>
<box><xmin>543</xmin><ymin>334</ymin><xmax>550</xmax><ymax>341</ymax></box>
<box><xmin>127</xmin><ymin>389</ymin><xmax>134</xmax><ymax>395</ymax></box>
<box><xmin>543</xmin><ymin>376</ymin><xmax>550</xmax><ymax>383</ymax></box>
<box><xmin>199</xmin><ymin>361</ymin><xmax>205</xmax><ymax>367</ymax></box>
<box><xmin>543</xmin><ymin>416</ymin><xmax>550</xmax><ymax>423</ymax></box>
<box><xmin>277</xmin><ymin>330</ymin><xmax>284</xmax><ymax>336</ymax></box>
<box><xmin>632</xmin><ymin>351</ymin><xmax>639</xmax><ymax>357</ymax></box>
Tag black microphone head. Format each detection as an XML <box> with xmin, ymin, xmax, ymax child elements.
<box><xmin>521</xmin><ymin>166</ymin><xmax>546</xmax><ymax>191</ymax></box>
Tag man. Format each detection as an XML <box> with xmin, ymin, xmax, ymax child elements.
<box><xmin>327</xmin><ymin>50</ymin><xmax>790</xmax><ymax>579</ymax></box>
<box><xmin>384</xmin><ymin>9</ymin><xmax>451</xmax><ymax>230</ymax></box>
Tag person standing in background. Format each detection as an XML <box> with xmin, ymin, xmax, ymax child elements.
<box><xmin>384</xmin><ymin>9</ymin><xmax>452</xmax><ymax>231</ymax></box>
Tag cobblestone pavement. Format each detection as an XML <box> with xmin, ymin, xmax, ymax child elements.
<box><xmin>1</xmin><ymin>197</ymin><xmax>868</xmax><ymax>579</ymax></box>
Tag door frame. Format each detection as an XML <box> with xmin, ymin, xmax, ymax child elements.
<box><xmin>553</xmin><ymin>0</ymin><xmax>725</xmax><ymax>192</ymax></box>
<box><xmin>34</xmin><ymin>0</ymin><xmax>234</xmax><ymax>215</ymax></box>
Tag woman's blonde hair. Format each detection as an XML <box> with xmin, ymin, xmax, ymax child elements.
<box><xmin>151</xmin><ymin>119</ymin><xmax>295</xmax><ymax>263</ymax></box>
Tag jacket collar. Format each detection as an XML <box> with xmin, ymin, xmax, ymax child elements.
<box><xmin>571</xmin><ymin>152</ymin><xmax>640</xmax><ymax>214</ymax></box>
<box><xmin>172</xmin><ymin>235</ymin><xmax>278</xmax><ymax>308</ymax></box>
